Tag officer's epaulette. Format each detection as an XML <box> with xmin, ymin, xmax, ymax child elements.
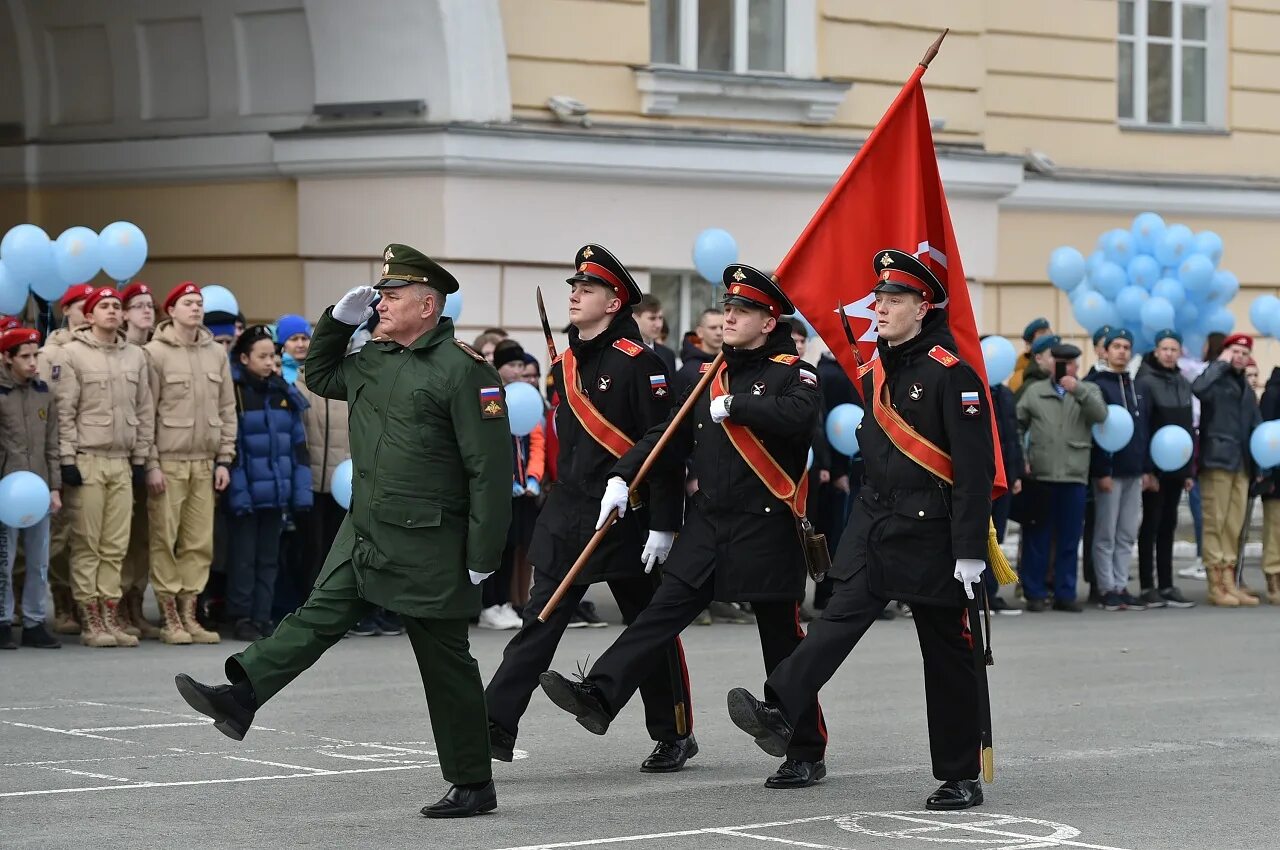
<box><xmin>453</xmin><ymin>339</ymin><xmax>487</xmax><ymax>363</ymax></box>
<box><xmin>927</xmin><ymin>345</ymin><xmax>959</xmax><ymax>368</ymax></box>
<box><xmin>856</xmin><ymin>361</ymin><xmax>874</xmax><ymax>379</ymax></box>
<box><xmin>699</xmin><ymin>362</ymin><xmax>712</xmax><ymax>374</ymax></box>
<box><xmin>612</xmin><ymin>338</ymin><xmax>644</xmax><ymax>357</ymax></box>
<box><xmin>769</xmin><ymin>353</ymin><xmax>799</xmax><ymax>365</ymax></box>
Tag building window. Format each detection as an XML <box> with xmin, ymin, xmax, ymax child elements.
<box><xmin>649</xmin><ymin>271</ymin><xmax>722</xmax><ymax>347</ymax></box>
<box><xmin>651</xmin><ymin>0</ymin><xmax>787</xmax><ymax>74</ymax></box>
<box><xmin>1118</xmin><ymin>0</ymin><xmax>1224</xmax><ymax>128</ymax></box>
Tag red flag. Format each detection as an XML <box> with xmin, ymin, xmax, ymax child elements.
<box><xmin>775</xmin><ymin>58</ymin><xmax>1007</xmax><ymax>497</ymax></box>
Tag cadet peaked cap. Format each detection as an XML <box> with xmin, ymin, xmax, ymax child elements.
<box><xmin>60</xmin><ymin>283</ymin><xmax>97</xmax><ymax>310</ymax></box>
<box><xmin>163</xmin><ymin>282</ymin><xmax>202</xmax><ymax>314</ymax></box>
<box><xmin>1224</xmin><ymin>333</ymin><xmax>1253</xmax><ymax>351</ymax></box>
<box><xmin>120</xmin><ymin>281</ymin><xmax>152</xmax><ymax>307</ymax></box>
<box><xmin>871</xmin><ymin>249</ymin><xmax>947</xmax><ymax>305</ymax></box>
<box><xmin>83</xmin><ymin>286</ymin><xmax>122</xmax><ymax>314</ymax></box>
<box><xmin>1051</xmin><ymin>343</ymin><xmax>1082</xmax><ymax>360</ymax></box>
<box><xmin>0</xmin><ymin>315</ymin><xmax>22</xmax><ymax>332</ymax></box>
<box><xmin>1104</xmin><ymin>328</ymin><xmax>1134</xmax><ymax>347</ymax></box>
<box><xmin>1022</xmin><ymin>317</ymin><xmax>1051</xmax><ymax>342</ymax></box>
<box><xmin>0</xmin><ymin>327</ymin><xmax>40</xmax><ymax>352</ymax></box>
<box><xmin>375</xmin><ymin>243</ymin><xmax>459</xmax><ymax>294</ymax></box>
<box><xmin>1091</xmin><ymin>325</ymin><xmax>1113</xmax><ymax>345</ymax></box>
<box><xmin>1153</xmin><ymin>328</ymin><xmax>1182</xmax><ymax>345</ymax></box>
<box><xmin>1030</xmin><ymin>334</ymin><xmax>1061</xmax><ymax>355</ymax></box>
<box><xmin>723</xmin><ymin>265</ymin><xmax>794</xmax><ymax>318</ymax></box>
<box><xmin>566</xmin><ymin>244</ymin><xmax>642</xmax><ymax>306</ymax></box>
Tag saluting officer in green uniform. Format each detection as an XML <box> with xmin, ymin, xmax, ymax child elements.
<box><xmin>175</xmin><ymin>244</ymin><xmax>513</xmax><ymax>819</ymax></box>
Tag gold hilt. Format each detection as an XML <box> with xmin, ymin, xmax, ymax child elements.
<box><xmin>982</xmin><ymin>746</ymin><xmax>994</xmax><ymax>783</ymax></box>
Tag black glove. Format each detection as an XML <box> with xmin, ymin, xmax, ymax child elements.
<box><xmin>132</xmin><ymin>465</ymin><xmax>146</xmax><ymax>487</ymax></box>
<box><xmin>61</xmin><ymin>465</ymin><xmax>83</xmax><ymax>487</ymax></box>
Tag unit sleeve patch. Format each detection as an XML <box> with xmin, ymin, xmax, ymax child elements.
<box><xmin>480</xmin><ymin>386</ymin><xmax>506</xmax><ymax>419</ymax></box>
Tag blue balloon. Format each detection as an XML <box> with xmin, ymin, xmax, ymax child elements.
<box><xmin>1250</xmin><ymin>296</ymin><xmax>1280</xmax><ymax>336</ymax></box>
<box><xmin>1150</xmin><ymin>425</ymin><xmax>1193</xmax><ymax>472</ymax></box>
<box><xmin>1131</xmin><ymin>212</ymin><xmax>1167</xmax><ymax>255</ymax></box>
<box><xmin>1179</xmin><ymin>254</ymin><xmax>1214</xmax><ymax>298</ymax></box>
<box><xmin>1140</xmin><ymin>296</ymin><xmax>1175</xmax><ymax>332</ymax></box>
<box><xmin>1073</xmin><ymin>290</ymin><xmax>1119</xmax><ymax>334</ymax></box>
<box><xmin>1193</xmin><ymin>231</ymin><xmax>1224</xmax><ymax>267</ymax></box>
<box><xmin>0</xmin><ymin>470</ymin><xmax>51</xmax><ymax>528</ymax></box>
<box><xmin>1</xmin><ymin>224</ymin><xmax>55</xmax><ymax>285</ymax></box>
<box><xmin>0</xmin><ymin>261</ymin><xmax>29</xmax><ymax>314</ymax></box>
<box><xmin>1133</xmin><ymin>327</ymin><xmax>1157</xmax><ymax>354</ymax></box>
<box><xmin>826</xmin><ymin>403</ymin><xmax>864</xmax><ymax>457</ymax></box>
<box><xmin>442</xmin><ymin>291</ymin><xmax>463</xmax><ymax>322</ymax></box>
<box><xmin>28</xmin><ymin>264</ymin><xmax>69</xmax><ymax>302</ymax></box>
<box><xmin>200</xmin><ymin>285</ymin><xmax>239</xmax><ymax>316</ymax></box>
<box><xmin>1047</xmin><ymin>246</ymin><xmax>1086</xmax><ymax>290</ymax></box>
<box><xmin>1182</xmin><ymin>330</ymin><xmax>1207</xmax><ymax>361</ymax></box>
<box><xmin>1101</xmin><ymin>229</ymin><xmax>1135</xmax><ymax>267</ymax></box>
<box><xmin>1126</xmin><ymin>254</ymin><xmax>1161</xmax><ymax>290</ymax></box>
<box><xmin>692</xmin><ymin>228</ymin><xmax>739</xmax><ymax>284</ymax></box>
<box><xmin>1115</xmin><ymin>286</ymin><xmax>1149</xmax><ymax>322</ymax></box>
<box><xmin>1070</xmin><ymin>280</ymin><xmax>1094</xmax><ymax>303</ymax></box>
<box><xmin>504</xmin><ymin>380</ymin><xmax>544</xmax><ymax>437</ymax></box>
<box><xmin>1150</xmin><ymin>277</ymin><xmax>1185</xmax><ymax>309</ymax></box>
<box><xmin>1208</xmin><ymin>270</ymin><xmax>1239</xmax><ymax>305</ymax></box>
<box><xmin>1092</xmin><ymin>404</ymin><xmax>1135</xmax><ymax>452</ymax></box>
<box><xmin>330</xmin><ymin>459</ymin><xmax>353</xmax><ymax>510</ymax></box>
<box><xmin>53</xmin><ymin>226</ymin><xmax>102</xmax><ymax>286</ymax></box>
<box><xmin>1175</xmin><ymin>300</ymin><xmax>1199</xmax><ymax>331</ymax></box>
<box><xmin>1091</xmin><ymin>261</ymin><xmax>1127</xmax><ymax>299</ymax></box>
<box><xmin>1251</xmin><ymin>421</ymin><xmax>1280</xmax><ymax>470</ymax></box>
<box><xmin>1155</xmin><ymin>224</ymin><xmax>1195</xmax><ymax>267</ymax></box>
<box><xmin>1086</xmin><ymin>250</ymin><xmax>1106</xmax><ymax>276</ymax></box>
<box><xmin>98</xmin><ymin>221</ymin><xmax>148</xmax><ymax>282</ymax></box>
<box><xmin>981</xmin><ymin>336</ymin><xmax>1017</xmax><ymax>386</ymax></box>
<box><xmin>1204</xmin><ymin>306</ymin><xmax>1235</xmax><ymax>335</ymax></box>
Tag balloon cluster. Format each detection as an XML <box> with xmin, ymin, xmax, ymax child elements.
<box><xmin>0</xmin><ymin>222</ymin><xmax>148</xmax><ymax>314</ymax></box>
<box><xmin>1048</xmin><ymin>212</ymin><xmax>1234</xmax><ymax>358</ymax></box>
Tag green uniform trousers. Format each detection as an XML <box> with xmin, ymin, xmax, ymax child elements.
<box><xmin>227</xmin><ymin>558</ymin><xmax>492</xmax><ymax>786</ymax></box>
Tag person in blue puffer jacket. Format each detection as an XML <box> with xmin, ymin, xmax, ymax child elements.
<box><xmin>227</xmin><ymin>325</ymin><xmax>312</xmax><ymax>641</ymax></box>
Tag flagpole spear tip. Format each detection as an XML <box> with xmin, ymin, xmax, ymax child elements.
<box><xmin>919</xmin><ymin>28</ymin><xmax>949</xmax><ymax>68</ymax></box>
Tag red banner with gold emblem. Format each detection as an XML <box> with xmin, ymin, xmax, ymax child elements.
<box><xmin>561</xmin><ymin>349</ymin><xmax>635</xmax><ymax>459</ymax></box>
<box><xmin>710</xmin><ymin>362</ymin><xmax>809</xmax><ymax>517</ymax></box>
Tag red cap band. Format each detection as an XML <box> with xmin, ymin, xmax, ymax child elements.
<box><xmin>577</xmin><ymin>261</ymin><xmax>626</xmax><ymax>301</ymax></box>
<box><xmin>164</xmin><ymin>282</ymin><xmax>202</xmax><ymax>314</ymax></box>
<box><xmin>877</xmin><ymin>269</ymin><xmax>932</xmax><ymax>299</ymax></box>
<box><xmin>725</xmin><ymin>282</ymin><xmax>781</xmax><ymax>317</ymax></box>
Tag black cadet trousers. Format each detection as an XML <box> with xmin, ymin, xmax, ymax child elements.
<box><xmin>587</xmin><ymin>571</ymin><xmax>827</xmax><ymax>764</ymax></box>
<box><xmin>486</xmin><ymin>571</ymin><xmax>693</xmax><ymax>743</ymax></box>
<box><xmin>1138</xmin><ymin>475</ymin><xmax>1183</xmax><ymax>591</ymax></box>
<box><xmin>765</xmin><ymin>567</ymin><xmax>980</xmax><ymax>781</ymax></box>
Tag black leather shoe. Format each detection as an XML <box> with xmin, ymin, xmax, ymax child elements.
<box><xmin>765</xmin><ymin>758</ymin><xmax>826</xmax><ymax>789</ymax></box>
<box><xmin>174</xmin><ymin>674</ymin><xmax>256</xmax><ymax>741</ymax></box>
<box><xmin>640</xmin><ymin>735</ymin><xmax>699</xmax><ymax>773</ymax></box>
<box><xmin>421</xmin><ymin>781</ymin><xmax>497</xmax><ymax>818</ymax></box>
<box><xmin>20</xmin><ymin>623</ymin><xmax>61</xmax><ymax>649</ymax></box>
<box><xmin>926</xmin><ymin>779</ymin><xmax>984</xmax><ymax>810</ymax></box>
<box><xmin>726</xmin><ymin>687</ymin><xmax>792</xmax><ymax>758</ymax></box>
<box><xmin>489</xmin><ymin>721</ymin><xmax>516</xmax><ymax>762</ymax></box>
<box><xmin>538</xmin><ymin>671</ymin><xmax>611</xmax><ymax>735</ymax></box>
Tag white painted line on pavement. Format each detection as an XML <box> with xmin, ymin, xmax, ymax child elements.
<box><xmin>0</xmin><ymin>763</ymin><xmax>426</xmax><ymax>798</ymax></box>
<box><xmin>712</xmin><ymin>828</ymin><xmax>847</xmax><ymax>849</ymax></box>
<box><xmin>0</xmin><ymin>720</ymin><xmax>142</xmax><ymax>745</ymax></box>
<box><xmin>70</xmin><ymin>722</ymin><xmax>208</xmax><ymax>732</ymax></box>
<box><xmin>221</xmin><ymin>755</ymin><xmax>332</xmax><ymax>773</ymax></box>
<box><xmin>34</xmin><ymin>766</ymin><xmax>141</xmax><ymax>785</ymax></box>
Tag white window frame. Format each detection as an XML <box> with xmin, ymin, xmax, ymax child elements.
<box><xmin>656</xmin><ymin>0</ymin><xmax>816</xmax><ymax>78</ymax></box>
<box><xmin>1118</xmin><ymin>0</ymin><xmax>1226</xmax><ymax>129</ymax></box>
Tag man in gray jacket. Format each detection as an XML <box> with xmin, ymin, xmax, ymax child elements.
<box><xmin>1016</xmin><ymin>342</ymin><xmax>1107</xmax><ymax>611</ymax></box>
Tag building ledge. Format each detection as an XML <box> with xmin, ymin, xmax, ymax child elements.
<box><xmin>633</xmin><ymin>66</ymin><xmax>851</xmax><ymax>125</ymax></box>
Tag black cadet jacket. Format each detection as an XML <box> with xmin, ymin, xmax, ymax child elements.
<box><xmin>612</xmin><ymin>325</ymin><xmax>819</xmax><ymax>601</ymax></box>
<box><xmin>528</xmin><ymin>312</ymin><xmax>682</xmax><ymax>585</ymax></box>
<box><xmin>831</xmin><ymin>311</ymin><xmax>995</xmax><ymax>607</ymax></box>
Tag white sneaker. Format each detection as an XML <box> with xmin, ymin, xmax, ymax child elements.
<box><xmin>477</xmin><ymin>605</ymin><xmax>508</xmax><ymax>630</ymax></box>
<box><xmin>1177</xmin><ymin>559</ymin><xmax>1207</xmax><ymax>581</ymax></box>
<box><xmin>498</xmin><ymin>603</ymin><xmax>523</xmax><ymax>629</ymax></box>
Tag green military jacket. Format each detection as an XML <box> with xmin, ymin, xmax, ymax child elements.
<box><xmin>304</xmin><ymin>310</ymin><xmax>512</xmax><ymax>618</ymax></box>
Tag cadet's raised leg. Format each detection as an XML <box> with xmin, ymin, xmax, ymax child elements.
<box><xmin>406</xmin><ymin>616</ymin><xmax>492</xmax><ymax>786</ymax></box>
<box><xmin>751</xmin><ymin>600</ymin><xmax>826</xmax><ymax>764</ymax></box>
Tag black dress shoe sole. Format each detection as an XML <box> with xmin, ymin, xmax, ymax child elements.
<box><xmin>726</xmin><ymin>688</ymin><xmax>789</xmax><ymax>758</ymax></box>
<box><xmin>490</xmin><ymin>745</ymin><xmax>514</xmax><ymax>763</ymax></box>
<box><xmin>926</xmin><ymin>788</ymin><xmax>984</xmax><ymax>810</ymax></box>
<box><xmin>765</xmin><ymin>762</ymin><xmax>827</xmax><ymax>789</ymax></box>
<box><xmin>538</xmin><ymin>673</ymin><xmax>610</xmax><ymax>735</ymax></box>
<box><xmin>421</xmin><ymin>798</ymin><xmax>498</xmax><ymax>818</ymax></box>
<box><xmin>639</xmin><ymin>737</ymin><xmax>699</xmax><ymax>773</ymax></box>
<box><xmin>174</xmin><ymin>674</ymin><xmax>250</xmax><ymax>741</ymax></box>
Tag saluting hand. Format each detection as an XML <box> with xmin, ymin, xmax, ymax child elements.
<box><xmin>333</xmin><ymin>285</ymin><xmax>378</xmax><ymax>326</ymax></box>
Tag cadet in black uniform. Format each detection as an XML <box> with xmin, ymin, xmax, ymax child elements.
<box><xmin>539</xmin><ymin>265</ymin><xmax>829</xmax><ymax>789</ymax></box>
<box><xmin>485</xmin><ymin>244</ymin><xmax>696</xmax><ymax>773</ymax></box>
<box><xmin>726</xmin><ymin>249</ymin><xmax>995</xmax><ymax>810</ymax></box>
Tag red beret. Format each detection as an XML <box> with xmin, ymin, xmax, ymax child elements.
<box><xmin>0</xmin><ymin>327</ymin><xmax>41</xmax><ymax>353</ymax></box>
<box><xmin>0</xmin><ymin>315</ymin><xmax>21</xmax><ymax>332</ymax></box>
<box><xmin>120</xmin><ymin>281</ymin><xmax>152</xmax><ymax>307</ymax></box>
<box><xmin>60</xmin><ymin>283</ymin><xmax>97</xmax><ymax>310</ymax></box>
<box><xmin>1224</xmin><ymin>333</ymin><xmax>1253</xmax><ymax>351</ymax></box>
<box><xmin>164</xmin><ymin>281</ymin><xmax>202</xmax><ymax>314</ymax></box>
<box><xmin>83</xmin><ymin>286</ymin><xmax>122</xmax><ymax>315</ymax></box>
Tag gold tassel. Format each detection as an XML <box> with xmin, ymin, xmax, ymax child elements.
<box><xmin>987</xmin><ymin>519</ymin><xmax>1018</xmax><ymax>586</ymax></box>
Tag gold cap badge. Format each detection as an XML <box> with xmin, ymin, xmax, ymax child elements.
<box><xmin>732</xmin><ymin>268</ymin><xmax>746</xmax><ymax>282</ymax></box>
<box><xmin>384</xmin><ymin>248</ymin><xmax>394</xmax><ymax>262</ymax></box>
<box><xmin>582</xmin><ymin>246</ymin><xmax>594</xmax><ymax>259</ymax></box>
<box><xmin>879</xmin><ymin>253</ymin><xmax>894</xmax><ymax>267</ymax></box>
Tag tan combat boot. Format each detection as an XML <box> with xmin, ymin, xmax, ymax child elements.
<box><xmin>177</xmin><ymin>593</ymin><xmax>221</xmax><ymax>644</ymax></box>
<box><xmin>156</xmin><ymin>593</ymin><xmax>192</xmax><ymax>645</ymax></box>
<box><xmin>1224</xmin><ymin>565</ymin><xmax>1260</xmax><ymax>607</ymax></box>
<box><xmin>125</xmin><ymin>588</ymin><xmax>162</xmax><ymax>640</ymax></box>
<box><xmin>1266</xmin><ymin>573</ymin><xmax>1280</xmax><ymax>605</ymax></box>
<box><xmin>1207</xmin><ymin>565</ymin><xmax>1240</xmax><ymax>607</ymax></box>
<box><xmin>78</xmin><ymin>599</ymin><xmax>118</xmax><ymax>647</ymax></box>
<box><xmin>114</xmin><ymin>590</ymin><xmax>142</xmax><ymax>639</ymax></box>
<box><xmin>53</xmin><ymin>587</ymin><xmax>82</xmax><ymax>635</ymax></box>
<box><xmin>101</xmin><ymin>598</ymin><xmax>140</xmax><ymax>646</ymax></box>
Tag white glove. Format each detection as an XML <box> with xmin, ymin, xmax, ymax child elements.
<box><xmin>953</xmin><ymin>558</ymin><xmax>986</xmax><ymax>600</ymax></box>
<box><xmin>710</xmin><ymin>395</ymin><xmax>731</xmax><ymax>423</ymax></box>
<box><xmin>641</xmin><ymin>530</ymin><xmax>676</xmax><ymax>574</ymax></box>
<box><xmin>333</xmin><ymin>285</ymin><xmax>378</xmax><ymax>326</ymax></box>
<box><xmin>468</xmin><ymin>570</ymin><xmax>492</xmax><ymax>586</ymax></box>
<box><xmin>596</xmin><ymin>476</ymin><xmax>630</xmax><ymax>530</ymax></box>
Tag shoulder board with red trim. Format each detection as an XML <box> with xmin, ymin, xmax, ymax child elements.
<box><xmin>769</xmin><ymin>353</ymin><xmax>799</xmax><ymax>365</ymax></box>
<box><xmin>453</xmin><ymin>339</ymin><xmax>486</xmax><ymax>363</ymax></box>
<box><xmin>612</xmin><ymin>338</ymin><xmax>644</xmax><ymax>357</ymax></box>
<box><xmin>857</xmin><ymin>361</ymin><xmax>874</xmax><ymax>379</ymax></box>
<box><xmin>927</xmin><ymin>345</ymin><xmax>959</xmax><ymax>368</ymax></box>
<box><xmin>699</xmin><ymin>362</ymin><xmax>712</xmax><ymax>373</ymax></box>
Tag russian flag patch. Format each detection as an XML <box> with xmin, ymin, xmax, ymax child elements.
<box><xmin>960</xmin><ymin>390</ymin><xmax>981</xmax><ymax>417</ymax></box>
<box><xmin>649</xmin><ymin>374</ymin><xmax>669</xmax><ymax>398</ymax></box>
<box><xmin>480</xmin><ymin>386</ymin><xmax>506</xmax><ymax>419</ymax></box>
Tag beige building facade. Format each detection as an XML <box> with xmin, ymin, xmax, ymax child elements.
<box><xmin>1</xmin><ymin>0</ymin><xmax>1278</xmax><ymax>366</ymax></box>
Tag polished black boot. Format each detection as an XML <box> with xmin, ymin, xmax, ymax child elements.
<box><xmin>538</xmin><ymin>671</ymin><xmax>612</xmax><ymax>735</ymax></box>
<box><xmin>174</xmin><ymin>674</ymin><xmax>256</xmax><ymax>741</ymax></box>
<box><xmin>926</xmin><ymin>779</ymin><xmax>984</xmax><ymax>810</ymax></box>
<box><xmin>726</xmin><ymin>687</ymin><xmax>792</xmax><ymax>758</ymax></box>
<box><xmin>489</xmin><ymin>721</ymin><xmax>516</xmax><ymax>762</ymax></box>
<box><xmin>421</xmin><ymin>781</ymin><xmax>497</xmax><ymax>818</ymax></box>
<box><xmin>765</xmin><ymin>758</ymin><xmax>826</xmax><ymax>789</ymax></box>
<box><xmin>640</xmin><ymin>735</ymin><xmax>699</xmax><ymax>773</ymax></box>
